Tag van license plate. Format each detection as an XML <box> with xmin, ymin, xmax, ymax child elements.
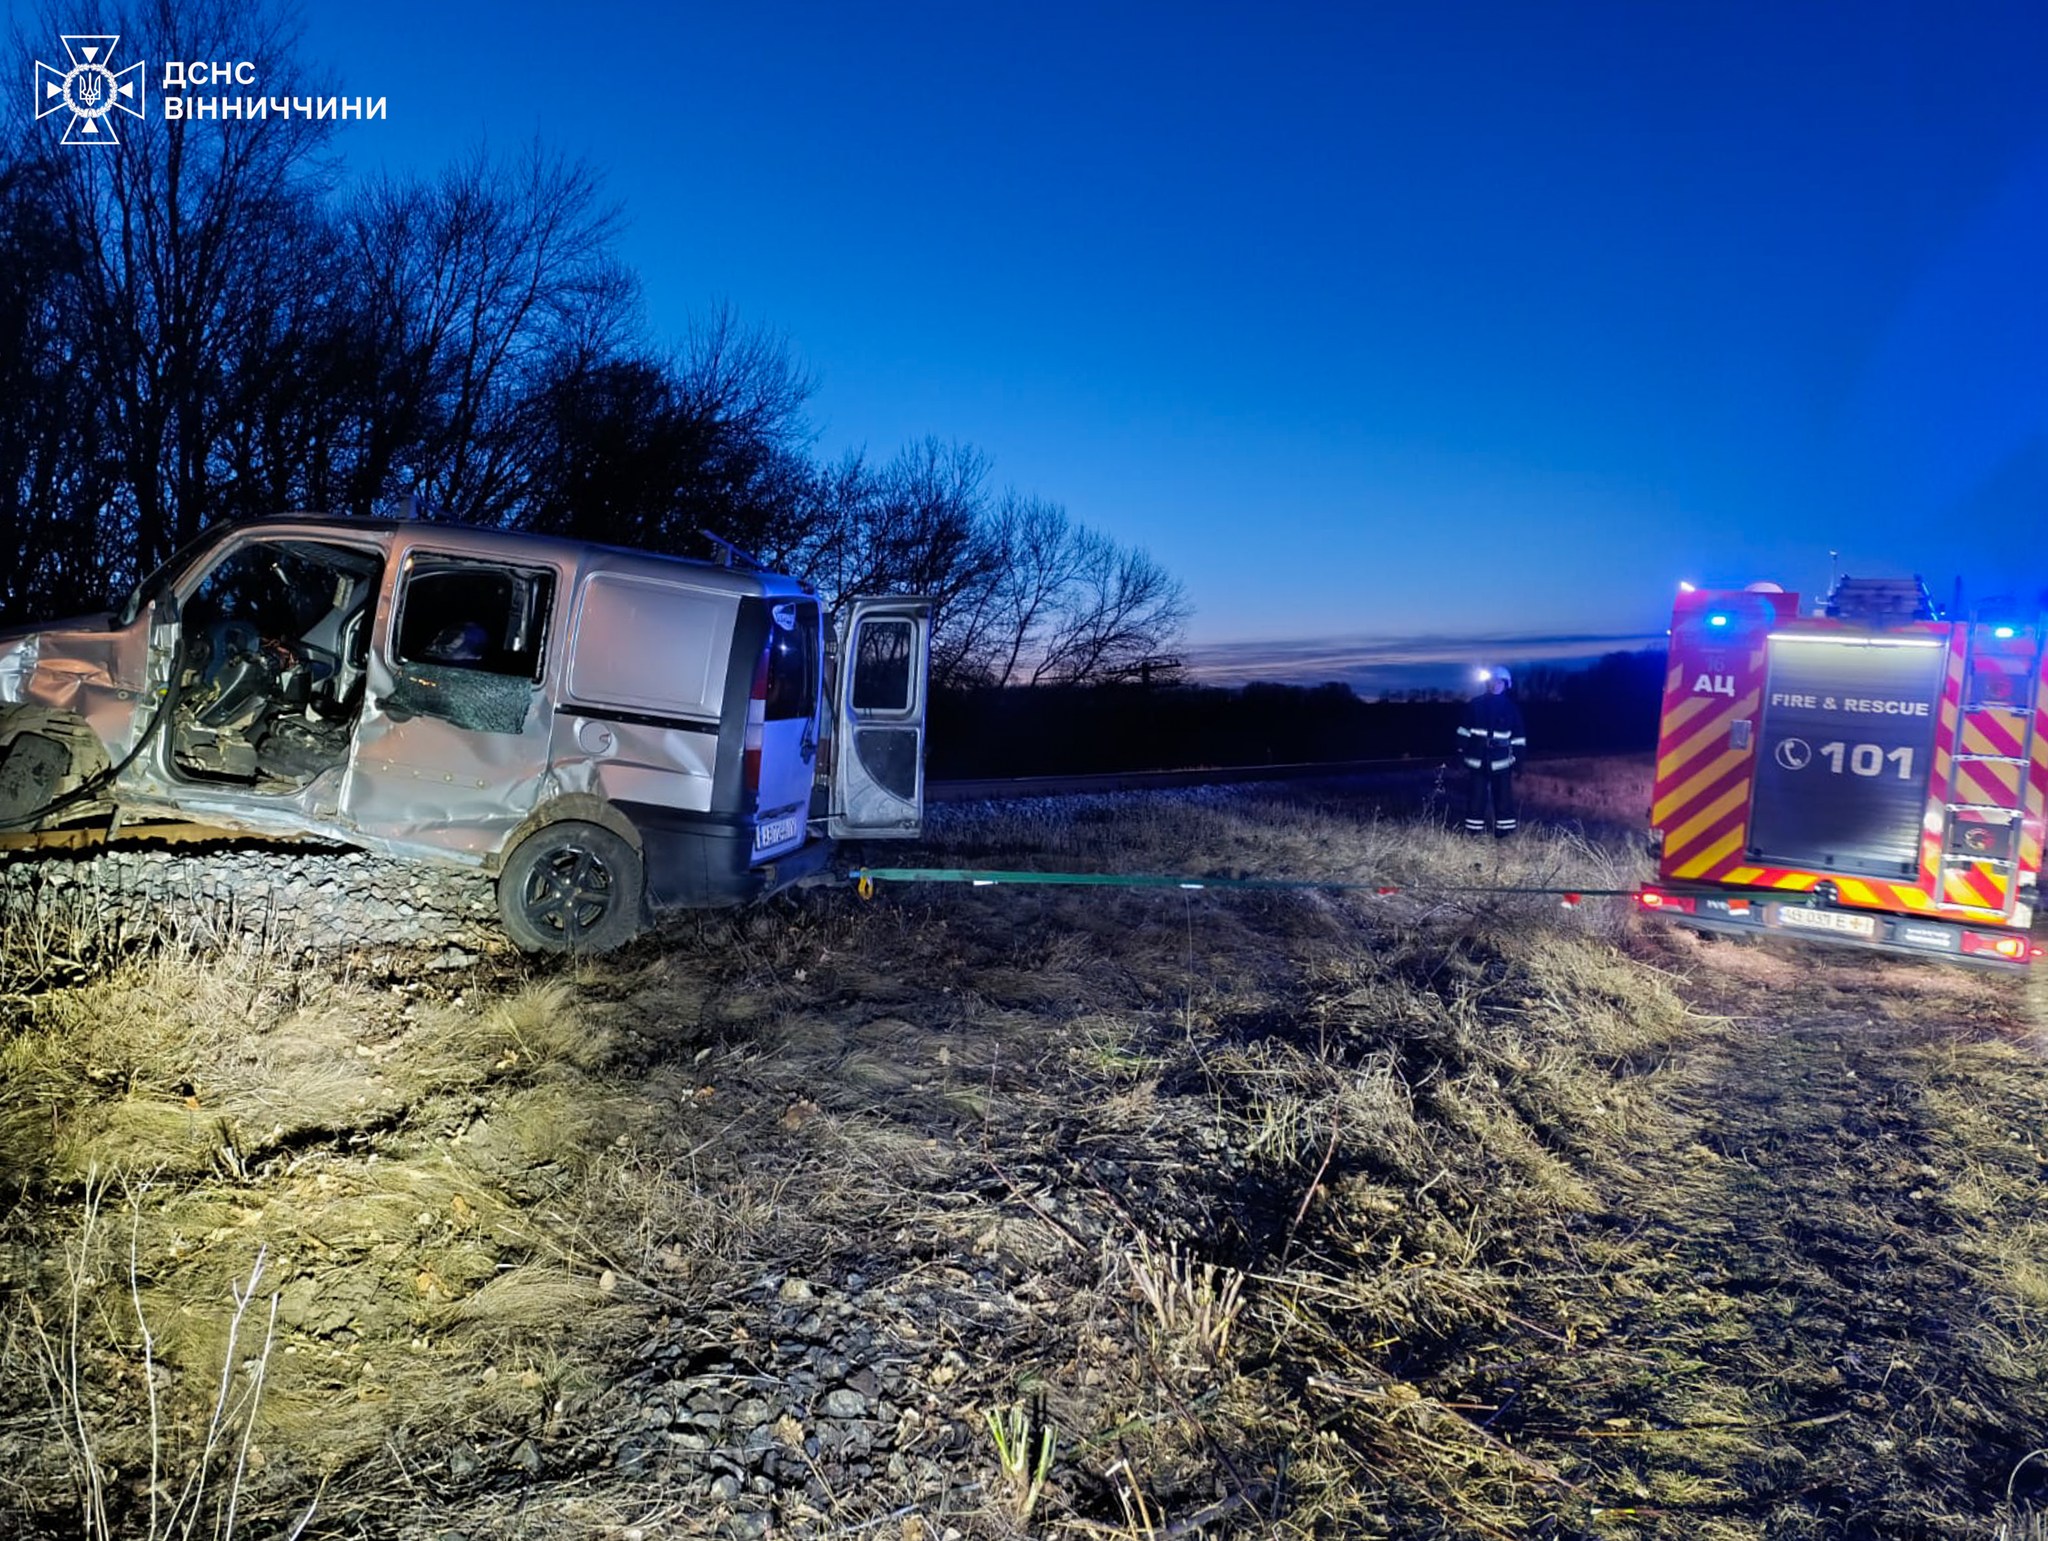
<box><xmin>1773</xmin><ymin>905</ymin><xmax>1876</xmax><ymax>939</ymax></box>
<box><xmin>754</xmin><ymin>815</ymin><xmax>801</xmax><ymax>852</ymax></box>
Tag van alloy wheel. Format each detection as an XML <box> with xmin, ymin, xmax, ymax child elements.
<box><xmin>496</xmin><ymin>822</ymin><xmax>645</xmax><ymax>953</ymax></box>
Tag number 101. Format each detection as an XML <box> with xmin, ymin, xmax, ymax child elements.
<box><xmin>1819</xmin><ymin>742</ymin><xmax>1915</xmax><ymax>779</ymax></box>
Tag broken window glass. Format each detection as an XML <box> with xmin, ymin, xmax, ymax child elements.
<box><xmin>388</xmin><ymin>557</ymin><xmax>555</xmax><ymax>734</ymax></box>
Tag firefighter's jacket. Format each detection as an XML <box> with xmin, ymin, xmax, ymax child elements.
<box><xmin>1458</xmin><ymin>691</ymin><xmax>1527</xmax><ymax>771</ymax></box>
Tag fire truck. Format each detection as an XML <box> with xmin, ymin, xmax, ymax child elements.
<box><xmin>1637</xmin><ymin>576</ymin><xmax>2046</xmax><ymax>970</ymax></box>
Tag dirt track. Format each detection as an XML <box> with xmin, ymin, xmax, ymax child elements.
<box><xmin>1488</xmin><ymin>926</ymin><xmax>2048</xmax><ymax>1538</ymax></box>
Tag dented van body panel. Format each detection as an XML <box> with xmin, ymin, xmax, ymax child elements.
<box><xmin>0</xmin><ymin>611</ymin><xmax>154</xmax><ymax>759</ymax></box>
<box><xmin>0</xmin><ymin>514</ymin><xmax>930</xmax><ymax>948</ymax></box>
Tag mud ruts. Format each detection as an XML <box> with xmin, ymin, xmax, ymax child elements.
<box><xmin>0</xmin><ymin>845</ymin><xmax>501</xmax><ymax>953</ymax></box>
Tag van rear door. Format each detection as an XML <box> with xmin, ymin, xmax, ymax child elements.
<box><xmin>748</xmin><ymin>597</ymin><xmax>821</xmax><ymax>861</ymax></box>
<box><xmin>828</xmin><ymin>597</ymin><xmax>931</xmax><ymax>839</ymax></box>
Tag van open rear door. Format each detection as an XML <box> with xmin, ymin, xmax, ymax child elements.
<box><xmin>828</xmin><ymin>597</ymin><xmax>931</xmax><ymax>838</ymax></box>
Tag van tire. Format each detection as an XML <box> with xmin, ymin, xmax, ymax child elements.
<box><xmin>496</xmin><ymin>822</ymin><xmax>646</xmax><ymax>954</ymax></box>
<box><xmin>0</xmin><ymin>708</ymin><xmax>109</xmax><ymax>827</ymax></box>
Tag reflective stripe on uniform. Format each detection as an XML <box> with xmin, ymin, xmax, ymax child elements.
<box><xmin>1463</xmin><ymin>757</ymin><xmax>1483</xmax><ymax>769</ymax></box>
<box><xmin>1489</xmin><ymin>757</ymin><xmax>1514</xmax><ymax>769</ymax></box>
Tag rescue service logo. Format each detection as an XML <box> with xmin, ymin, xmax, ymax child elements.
<box><xmin>33</xmin><ymin>34</ymin><xmax>145</xmax><ymax>145</ymax></box>
<box><xmin>30</xmin><ymin>39</ymin><xmax>386</xmax><ymax>134</ymax></box>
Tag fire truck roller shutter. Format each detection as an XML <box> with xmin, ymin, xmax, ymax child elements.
<box><xmin>1746</xmin><ymin>636</ymin><xmax>1946</xmax><ymax>879</ymax></box>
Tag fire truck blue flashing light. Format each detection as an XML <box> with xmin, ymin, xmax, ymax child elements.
<box><xmin>1994</xmin><ymin>625</ymin><xmax>2017</xmax><ymax>640</ymax></box>
<box><xmin>1678</xmin><ymin>580</ymin><xmax>1697</xmax><ymax>593</ymax></box>
<box><xmin>1707</xmin><ymin>612</ymin><xmax>1730</xmax><ymax>628</ymax></box>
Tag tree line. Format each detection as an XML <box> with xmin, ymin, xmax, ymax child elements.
<box><xmin>929</xmin><ymin>650</ymin><xmax>1666</xmax><ymax>777</ymax></box>
<box><xmin>0</xmin><ymin>0</ymin><xmax>1187</xmax><ymax>687</ymax></box>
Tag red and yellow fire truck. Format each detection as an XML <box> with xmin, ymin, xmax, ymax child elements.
<box><xmin>1638</xmin><ymin>576</ymin><xmax>2046</xmax><ymax>969</ymax></box>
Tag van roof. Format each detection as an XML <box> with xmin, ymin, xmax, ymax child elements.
<box><xmin>241</xmin><ymin>513</ymin><xmax>817</xmax><ymax>599</ymax></box>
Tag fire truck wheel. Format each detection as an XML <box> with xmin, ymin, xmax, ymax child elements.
<box><xmin>496</xmin><ymin>822</ymin><xmax>646</xmax><ymax>954</ymax></box>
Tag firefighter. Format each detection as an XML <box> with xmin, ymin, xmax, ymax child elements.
<box><xmin>1458</xmin><ymin>667</ymin><xmax>1526</xmax><ymax>837</ymax></box>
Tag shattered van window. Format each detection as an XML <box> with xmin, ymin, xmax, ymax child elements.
<box><xmin>386</xmin><ymin>665</ymin><xmax>532</xmax><ymax>735</ymax></box>
<box><xmin>396</xmin><ymin>561</ymin><xmax>554</xmax><ymax>681</ymax></box>
<box><xmin>389</xmin><ymin>556</ymin><xmax>554</xmax><ymax>733</ymax></box>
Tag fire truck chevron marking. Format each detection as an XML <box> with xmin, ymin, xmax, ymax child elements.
<box><xmin>1672</xmin><ymin>821</ymin><xmax>1748</xmax><ymax>878</ymax></box>
<box><xmin>2024</xmin><ymin>720</ymin><xmax>2048</xmax><ymax>874</ymax></box>
<box><xmin>1961</xmin><ymin>714</ymin><xmax>2027</xmax><ymax>758</ymax></box>
<box><xmin>1653</xmin><ymin>720</ymin><xmax>1722</xmax><ymax>782</ymax></box>
<box><xmin>1942</xmin><ymin>862</ymin><xmax>2009</xmax><ymax>909</ymax></box>
<box><xmin>1956</xmin><ymin>757</ymin><xmax>2024</xmax><ymax>807</ymax></box>
<box><xmin>1653</xmin><ymin>741</ymin><xmax>1752</xmax><ymax>828</ymax></box>
<box><xmin>1655</xmin><ymin>689</ymin><xmax>1762</xmax><ymax>786</ymax></box>
<box><xmin>1664</xmin><ymin>775</ymin><xmax>1751</xmax><ymax>856</ymax></box>
<box><xmin>1661</xmin><ymin>689</ymin><xmax>1711</xmax><ymax>733</ymax></box>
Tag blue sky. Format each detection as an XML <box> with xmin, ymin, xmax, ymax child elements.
<box><xmin>20</xmin><ymin>2</ymin><xmax>2048</xmax><ymax>684</ymax></box>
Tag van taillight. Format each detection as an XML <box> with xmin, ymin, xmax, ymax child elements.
<box><xmin>744</xmin><ymin>646</ymin><xmax>769</xmax><ymax>799</ymax></box>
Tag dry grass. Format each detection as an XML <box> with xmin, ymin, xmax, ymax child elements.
<box><xmin>0</xmin><ymin>769</ymin><xmax>2043</xmax><ymax>1539</ymax></box>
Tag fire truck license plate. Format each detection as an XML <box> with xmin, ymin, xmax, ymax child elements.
<box><xmin>1773</xmin><ymin>905</ymin><xmax>1877</xmax><ymax>939</ymax></box>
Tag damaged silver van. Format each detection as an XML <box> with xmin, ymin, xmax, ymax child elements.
<box><xmin>0</xmin><ymin>515</ymin><xmax>930</xmax><ymax>951</ymax></box>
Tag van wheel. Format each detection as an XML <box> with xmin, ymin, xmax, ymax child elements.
<box><xmin>0</xmin><ymin>732</ymin><xmax>74</xmax><ymax>825</ymax></box>
<box><xmin>496</xmin><ymin>822</ymin><xmax>645</xmax><ymax>954</ymax></box>
<box><xmin>0</xmin><ymin>708</ymin><xmax>107</xmax><ymax>827</ymax></box>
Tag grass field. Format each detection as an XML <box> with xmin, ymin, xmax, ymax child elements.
<box><xmin>2</xmin><ymin>758</ymin><xmax>2045</xmax><ymax>1538</ymax></box>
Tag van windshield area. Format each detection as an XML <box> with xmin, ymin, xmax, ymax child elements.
<box><xmin>171</xmin><ymin>537</ymin><xmax>384</xmax><ymax>788</ymax></box>
<box><xmin>388</xmin><ymin>558</ymin><xmax>555</xmax><ymax>734</ymax></box>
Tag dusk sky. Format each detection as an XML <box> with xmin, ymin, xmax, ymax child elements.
<box><xmin>20</xmin><ymin>2</ymin><xmax>2048</xmax><ymax>686</ymax></box>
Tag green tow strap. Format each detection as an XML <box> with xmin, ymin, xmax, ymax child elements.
<box><xmin>848</xmin><ymin>867</ymin><xmax>1640</xmax><ymax>904</ymax></box>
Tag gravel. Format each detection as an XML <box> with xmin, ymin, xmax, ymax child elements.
<box><xmin>0</xmin><ymin>843</ymin><xmax>502</xmax><ymax>952</ymax></box>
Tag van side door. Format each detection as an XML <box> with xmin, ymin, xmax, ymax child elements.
<box><xmin>827</xmin><ymin>596</ymin><xmax>931</xmax><ymax>838</ymax></box>
<box><xmin>342</xmin><ymin>546</ymin><xmax>560</xmax><ymax>858</ymax></box>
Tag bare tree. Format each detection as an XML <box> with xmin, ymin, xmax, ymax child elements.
<box><xmin>778</xmin><ymin>447</ymin><xmax>878</xmax><ymax>597</ymax></box>
<box><xmin>0</xmin><ymin>152</ymin><xmax>117</xmax><ymax>621</ymax></box>
<box><xmin>781</xmin><ymin>446</ymin><xmax>1186</xmax><ymax>690</ymax></box>
<box><xmin>39</xmin><ymin>0</ymin><xmax>337</xmax><ymax>574</ymax></box>
<box><xmin>983</xmin><ymin>495</ymin><xmax>1084</xmax><ymax>684</ymax></box>
<box><xmin>0</xmin><ymin>0</ymin><xmax>1196</xmax><ymax>664</ymax></box>
<box><xmin>780</xmin><ymin>442</ymin><xmax>983</xmax><ymax>601</ymax></box>
<box><xmin>342</xmin><ymin>142</ymin><xmax>634</xmax><ymax>525</ymax></box>
<box><xmin>770</xmin><ymin>440</ymin><xmax>1007</xmax><ymax>685</ymax></box>
<box><xmin>660</xmin><ymin>306</ymin><xmax>814</xmax><ymax>556</ymax></box>
<box><xmin>1028</xmin><ymin>528</ymin><xmax>1189</xmax><ymax>685</ymax></box>
<box><xmin>515</xmin><ymin>308</ymin><xmax>814</xmax><ymax>556</ymax></box>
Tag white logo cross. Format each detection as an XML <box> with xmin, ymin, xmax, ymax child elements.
<box><xmin>34</xmin><ymin>34</ymin><xmax>146</xmax><ymax>146</ymax></box>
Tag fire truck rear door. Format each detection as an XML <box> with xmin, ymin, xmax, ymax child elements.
<box><xmin>1746</xmin><ymin>634</ymin><xmax>1945</xmax><ymax>879</ymax></box>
